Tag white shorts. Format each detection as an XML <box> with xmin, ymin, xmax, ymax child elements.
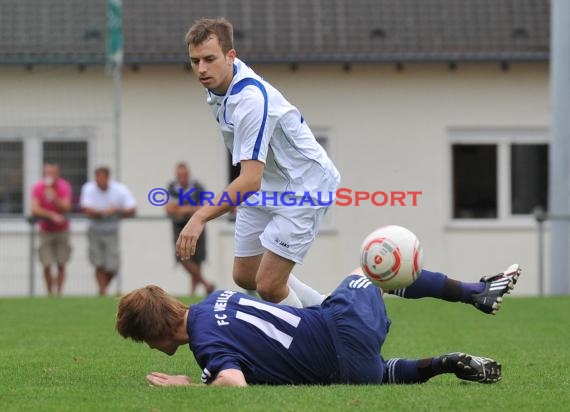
<box><xmin>234</xmin><ymin>204</ymin><xmax>329</xmax><ymax>264</ymax></box>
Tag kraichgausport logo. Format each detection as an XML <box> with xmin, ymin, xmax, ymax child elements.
<box><xmin>147</xmin><ymin>187</ymin><xmax>422</xmax><ymax>207</ymax></box>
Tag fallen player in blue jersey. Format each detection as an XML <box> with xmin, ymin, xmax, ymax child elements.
<box><xmin>116</xmin><ymin>267</ymin><xmax>511</xmax><ymax>387</ymax></box>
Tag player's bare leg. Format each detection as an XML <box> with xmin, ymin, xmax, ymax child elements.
<box><xmin>182</xmin><ymin>260</ymin><xmax>214</xmax><ymax>295</ymax></box>
<box><xmin>95</xmin><ymin>267</ymin><xmax>106</xmax><ymax>296</ymax></box>
<box><xmin>255</xmin><ymin>251</ymin><xmax>298</xmax><ymax>305</ymax></box>
<box><xmin>189</xmin><ymin>268</ymin><xmax>198</xmax><ymax>295</ymax></box>
<box><xmin>233</xmin><ymin>254</ymin><xmax>263</xmax><ymax>291</ymax></box>
<box><xmin>181</xmin><ymin>261</ymin><xmax>199</xmax><ymax>295</ymax></box>
<box><xmin>234</xmin><ymin>253</ymin><xmax>302</xmax><ymax>306</ymax></box>
<box><xmin>56</xmin><ymin>263</ymin><xmax>65</xmax><ymax>296</ymax></box>
<box><xmin>43</xmin><ymin>266</ymin><xmax>54</xmax><ymax>296</ymax></box>
<box><xmin>104</xmin><ymin>271</ymin><xmax>115</xmax><ymax>295</ymax></box>
<box><xmin>95</xmin><ymin>267</ymin><xmax>114</xmax><ymax>296</ymax></box>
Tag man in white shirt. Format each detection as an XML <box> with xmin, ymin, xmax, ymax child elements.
<box><xmin>177</xmin><ymin>18</ymin><xmax>341</xmax><ymax>307</ymax></box>
<box><xmin>80</xmin><ymin>167</ymin><xmax>136</xmax><ymax>296</ymax></box>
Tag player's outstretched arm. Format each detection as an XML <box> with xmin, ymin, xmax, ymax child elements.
<box><xmin>176</xmin><ymin>160</ymin><xmax>263</xmax><ymax>260</ymax></box>
<box><xmin>211</xmin><ymin>369</ymin><xmax>248</xmax><ymax>387</ymax></box>
<box><xmin>146</xmin><ymin>372</ymin><xmax>192</xmax><ymax>387</ymax></box>
<box><xmin>145</xmin><ymin>370</ymin><xmax>247</xmax><ymax>388</ymax></box>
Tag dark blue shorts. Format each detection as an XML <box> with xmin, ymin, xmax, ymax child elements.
<box><xmin>322</xmin><ymin>275</ymin><xmax>391</xmax><ymax>384</ymax></box>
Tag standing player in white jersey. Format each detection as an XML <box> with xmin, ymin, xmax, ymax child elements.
<box><xmin>176</xmin><ymin>18</ymin><xmax>340</xmax><ymax>307</ymax></box>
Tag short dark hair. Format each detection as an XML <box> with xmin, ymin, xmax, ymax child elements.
<box><xmin>95</xmin><ymin>166</ymin><xmax>110</xmax><ymax>177</ymax></box>
<box><xmin>185</xmin><ymin>18</ymin><xmax>234</xmax><ymax>54</ymax></box>
<box><xmin>176</xmin><ymin>162</ymin><xmax>189</xmax><ymax>171</ymax></box>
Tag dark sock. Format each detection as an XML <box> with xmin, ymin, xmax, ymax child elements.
<box><xmin>388</xmin><ymin>270</ymin><xmax>485</xmax><ymax>304</ymax></box>
<box><xmin>460</xmin><ymin>281</ymin><xmax>486</xmax><ymax>303</ymax></box>
<box><xmin>383</xmin><ymin>357</ymin><xmax>447</xmax><ymax>384</ymax></box>
<box><xmin>388</xmin><ymin>270</ymin><xmax>446</xmax><ymax>299</ymax></box>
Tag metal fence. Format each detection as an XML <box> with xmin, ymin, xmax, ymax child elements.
<box><xmin>0</xmin><ymin>215</ymin><xmax>184</xmax><ymax>297</ymax></box>
<box><xmin>3</xmin><ymin>211</ymin><xmax>563</xmax><ymax>297</ymax></box>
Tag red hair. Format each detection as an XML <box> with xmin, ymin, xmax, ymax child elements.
<box><xmin>116</xmin><ymin>285</ymin><xmax>187</xmax><ymax>342</ymax></box>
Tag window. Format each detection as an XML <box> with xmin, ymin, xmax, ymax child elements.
<box><xmin>451</xmin><ymin>129</ymin><xmax>548</xmax><ymax>221</ymax></box>
<box><xmin>511</xmin><ymin>144</ymin><xmax>548</xmax><ymax>215</ymax></box>
<box><xmin>0</xmin><ymin>141</ymin><xmax>24</xmax><ymax>214</ymax></box>
<box><xmin>453</xmin><ymin>145</ymin><xmax>497</xmax><ymax>218</ymax></box>
<box><xmin>43</xmin><ymin>141</ymin><xmax>89</xmax><ymax>214</ymax></box>
<box><xmin>0</xmin><ymin>129</ymin><xmax>91</xmax><ymax>217</ymax></box>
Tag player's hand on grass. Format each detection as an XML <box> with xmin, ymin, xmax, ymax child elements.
<box><xmin>146</xmin><ymin>372</ymin><xmax>191</xmax><ymax>387</ymax></box>
<box><xmin>176</xmin><ymin>215</ymin><xmax>205</xmax><ymax>260</ymax></box>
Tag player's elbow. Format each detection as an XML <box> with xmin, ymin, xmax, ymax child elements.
<box><xmin>247</xmin><ymin>177</ymin><xmax>262</xmax><ymax>192</ymax></box>
<box><xmin>213</xmin><ymin>379</ymin><xmax>248</xmax><ymax>388</ymax></box>
<box><xmin>212</xmin><ymin>369</ymin><xmax>248</xmax><ymax>387</ymax></box>
<box><xmin>236</xmin><ymin>174</ymin><xmax>261</xmax><ymax>194</ymax></box>
<box><xmin>239</xmin><ymin>160</ymin><xmax>264</xmax><ymax>192</ymax></box>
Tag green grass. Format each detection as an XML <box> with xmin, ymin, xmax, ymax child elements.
<box><xmin>1</xmin><ymin>295</ymin><xmax>569</xmax><ymax>411</ymax></box>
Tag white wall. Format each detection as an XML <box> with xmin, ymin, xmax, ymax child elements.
<box><xmin>0</xmin><ymin>62</ymin><xmax>550</xmax><ymax>296</ymax></box>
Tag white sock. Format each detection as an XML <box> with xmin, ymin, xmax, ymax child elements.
<box><xmin>279</xmin><ymin>287</ymin><xmax>303</xmax><ymax>308</ymax></box>
<box><xmin>288</xmin><ymin>274</ymin><xmax>326</xmax><ymax>307</ymax></box>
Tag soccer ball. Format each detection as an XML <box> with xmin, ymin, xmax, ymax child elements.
<box><xmin>360</xmin><ymin>225</ymin><xmax>424</xmax><ymax>290</ymax></box>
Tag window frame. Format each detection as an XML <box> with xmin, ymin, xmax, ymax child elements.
<box><xmin>0</xmin><ymin>126</ymin><xmax>95</xmax><ymax>231</ymax></box>
<box><xmin>447</xmin><ymin>128</ymin><xmax>548</xmax><ymax>228</ymax></box>
<box><xmin>0</xmin><ymin>139</ymin><xmax>24</xmax><ymax>216</ymax></box>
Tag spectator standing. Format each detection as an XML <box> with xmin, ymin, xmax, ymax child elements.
<box><xmin>31</xmin><ymin>162</ymin><xmax>72</xmax><ymax>296</ymax></box>
<box><xmin>166</xmin><ymin>162</ymin><xmax>214</xmax><ymax>296</ymax></box>
<box><xmin>80</xmin><ymin>167</ymin><xmax>136</xmax><ymax>296</ymax></box>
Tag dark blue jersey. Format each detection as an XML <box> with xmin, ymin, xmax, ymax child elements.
<box><xmin>187</xmin><ymin>290</ymin><xmax>340</xmax><ymax>385</ymax></box>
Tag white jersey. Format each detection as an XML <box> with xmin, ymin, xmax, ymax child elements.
<box><xmin>206</xmin><ymin>58</ymin><xmax>340</xmax><ymax>199</ymax></box>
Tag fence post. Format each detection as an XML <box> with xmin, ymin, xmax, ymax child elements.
<box><xmin>534</xmin><ymin>207</ymin><xmax>546</xmax><ymax>297</ymax></box>
<box><xmin>28</xmin><ymin>217</ymin><xmax>36</xmax><ymax>297</ymax></box>
<box><xmin>116</xmin><ymin>226</ymin><xmax>122</xmax><ymax>295</ymax></box>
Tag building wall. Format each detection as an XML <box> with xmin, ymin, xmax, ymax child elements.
<box><xmin>0</xmin><ymin>62</ymin><xmax>550</xmax><ymax>296</ymax></box>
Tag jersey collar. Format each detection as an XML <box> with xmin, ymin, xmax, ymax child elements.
<box><xmin>207</xmin><ymin>64</ymin><xmax>238</xmax><ymax>97</ymax></box>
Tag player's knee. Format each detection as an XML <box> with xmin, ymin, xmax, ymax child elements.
<box><xmin>233</xmin><ymin>271</ymin><xmax>256</xmax><ymax>291</ymax></box>
<box><xmin>256</xmin><ymin>286</ymin><xmax>281</xmax><ymax>303</ymax></box>
<box><xmin>255</xmin><ymin>279</ymin><xmax>287</xmax><ymax>303</ymax></box>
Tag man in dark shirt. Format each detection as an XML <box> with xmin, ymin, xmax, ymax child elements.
<box><xmin>166</xmin><ymin>162</ymin><xmax>214</xmax><ymax>295</ymax></box>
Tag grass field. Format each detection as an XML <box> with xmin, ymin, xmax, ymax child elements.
<box><xmin>1</xmin><ymin>294</ymin><xmax>569</xmax><ymax>412</ymax></box>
